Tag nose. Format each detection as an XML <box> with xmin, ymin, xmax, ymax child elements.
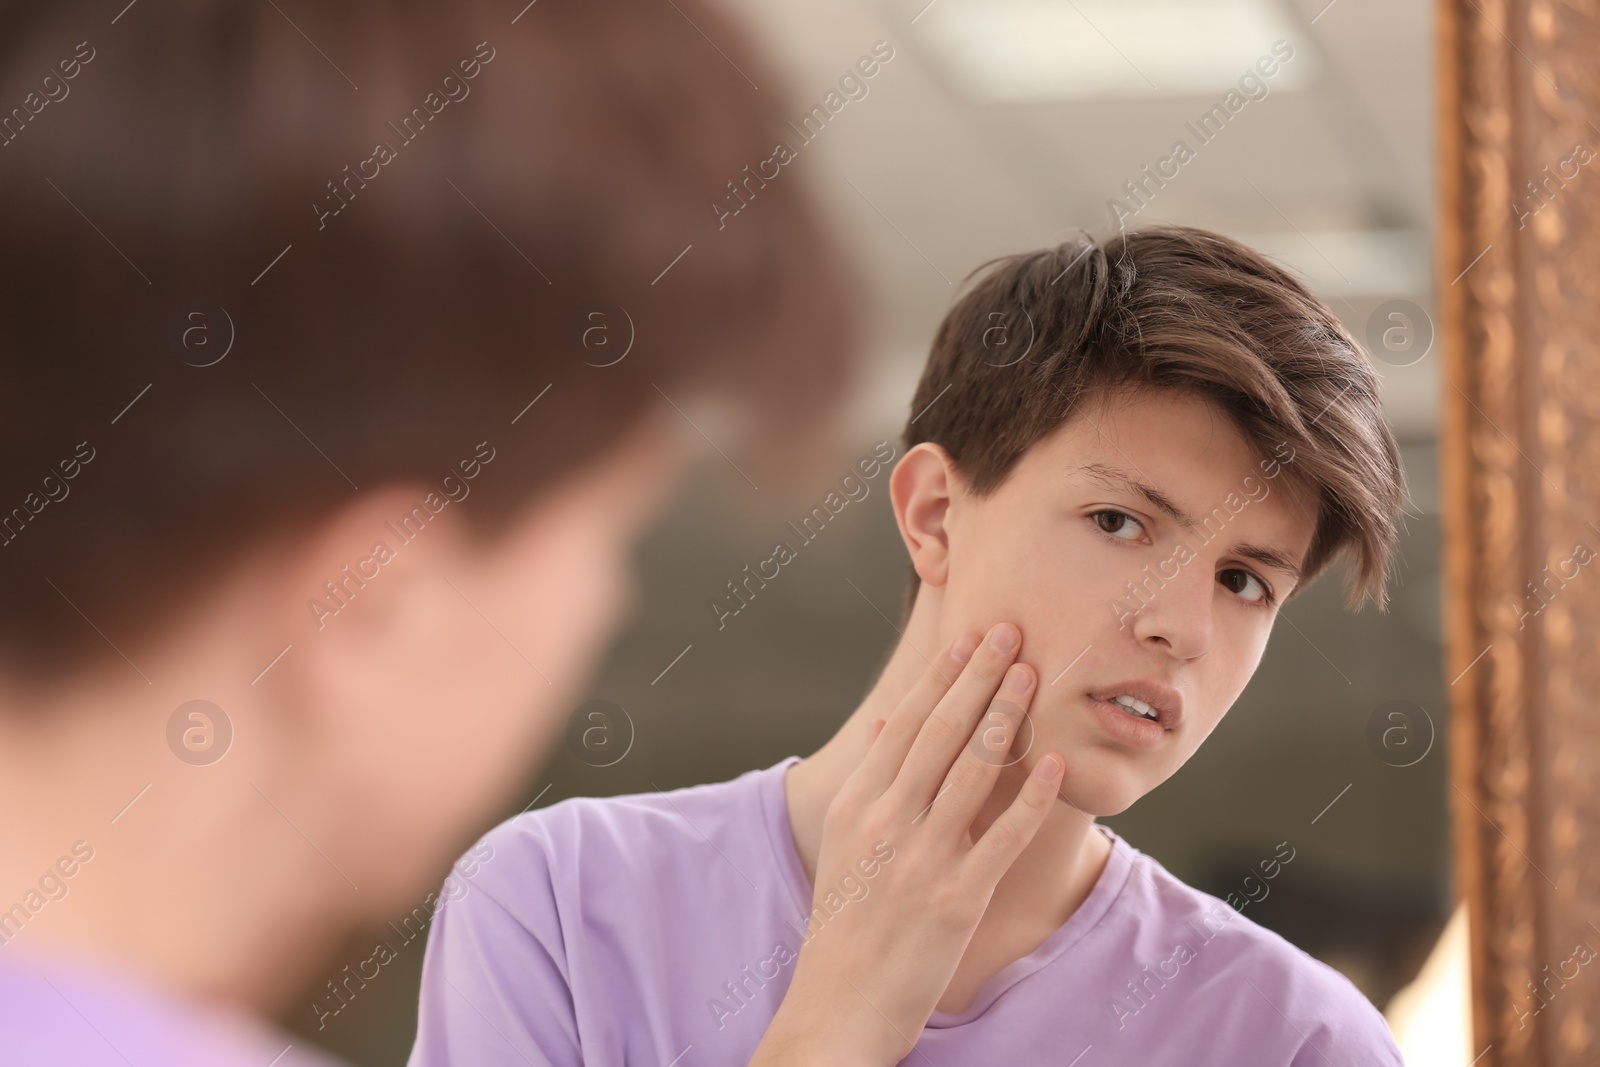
<box><xmin>1127</xmin><ymin>562</ymin><xmax>1213</xmax><ymax>660</ymax></box>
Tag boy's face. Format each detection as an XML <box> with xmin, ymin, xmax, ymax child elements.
<box><xmin>933</xmin><ymin>389</ymin><xmax>1317</xmax><ymax>816</ymax></box>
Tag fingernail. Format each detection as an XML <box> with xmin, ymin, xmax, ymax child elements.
<box><xmin>1036</xmin><ymin>754</ymin><xmax>1062</xmax><ymax>783</ymax></box>
<box><xmin>951</xmin><ymin>633</ymin><xmax>980</xmax><ymax>663</ymax></box>
<box><xmin>1004</xmin><ymin>664</ymin><xmax>1029</xmax><ymax>693</ymax></box>
<box><xmin>989</xmin><ymin>624</ymin><xmax>1018</xmax><ymax>653</ymax></box>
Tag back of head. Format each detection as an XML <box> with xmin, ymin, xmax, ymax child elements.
<box><xmin>902</xmin><ymin>225</ymin><xmax>1402</xmax><ymax>612</ymax></box>
<box><xmin>0</xmin><ymin>0</ymin><xmax>856</xmax><ymax>681</ymax></box>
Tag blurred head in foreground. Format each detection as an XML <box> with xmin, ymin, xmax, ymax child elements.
<box><xmin>0</xmin><ymin>0</ymin><xmax>853</xmax><ymax>1051</ymax></box>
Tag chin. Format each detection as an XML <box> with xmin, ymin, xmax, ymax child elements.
<box><xmin>1051</xmin><ymin>754</ymin><xmax>1146</xmax><ymax>817</ymax></box>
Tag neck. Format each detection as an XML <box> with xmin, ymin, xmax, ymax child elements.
<box><xmin>784</xmin><ymin>585</ymin><xmax>1112</xmax><ymax>936</ymax></box>
<box><xmin>0</xmin><ymin>570</ymin><xmax>359</xmax><ymax>1014</ymax></box>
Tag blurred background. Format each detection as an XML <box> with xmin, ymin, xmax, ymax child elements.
<box><xmin>281</xmin><ymin>0</ymin><xmax>1449</xmax><ymax>1062</ymax></box>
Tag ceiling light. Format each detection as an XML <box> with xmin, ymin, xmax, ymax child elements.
<box><xmin>914</xmin><ymin>0</ymin><xmax>1317</xmax><ymax>102</ymax></box>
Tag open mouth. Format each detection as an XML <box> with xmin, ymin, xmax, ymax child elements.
<box><xmin>1108</xmin><ymin>694</ymin><xmax>1159</xmax><ymax>722</ymax></box>
<box><xmin>1086</xmin><ymin>680</ymin><xmax>1183</xmax><ymax>736</ymax></box>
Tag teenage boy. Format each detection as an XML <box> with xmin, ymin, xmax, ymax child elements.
<box><xmin>409</xmin><ymin>227</ymin><xmax>1407</xmax><ymax>1065</ymax></box>
<box><xmin>0</xmin><ymin>1</ymin><xmax>851</xmax><ymax>1063</ymax></box>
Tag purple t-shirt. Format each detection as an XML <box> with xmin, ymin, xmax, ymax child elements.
<box><xmin>410</xmin><ymin>756</ymin><xmax>1402</xmax><ymax>1066</ymax></box>
<box><xmin>0</xmin><ymin>949</ymin><xmax>346</xmax><ymax>1066</ymax></box>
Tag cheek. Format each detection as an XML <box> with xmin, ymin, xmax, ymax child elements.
<box><xmin>948</xmin><ymin>510</ymin><xmax>1088</xmax><ymax>611</ymax></box>
<box><xmin>945</xmin><ymin>519</ymin><xmax>1136</xmax><ymax>678</ymax></box>
<box><xmin>409</xmin><ymin>515</ymin><xmax>636</xmax><ymax>824</ymax></box>
<box><xmin>1217</xmin><ymin>606</ymin><xmax>1273</xmax><ymax>693</ymax></box>
<box><xmin>487</xmin><ymin>514</ymin><xmax>632</xmax><ymax>721</ymax></box>
<box><xmin>1179</xmin><ymin>609</ymin><xmax>1272</xmax><ymax>740</ymax></box>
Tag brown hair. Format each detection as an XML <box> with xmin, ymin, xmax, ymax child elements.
<box><xmin>0</xmin><ymin>0</ymin><xmax>856</xmax><ymax>679</ymax></box>
<box><xmin>901</xmin><ymin>225</ymin><xmax>1402</xmax><ymax>614</ymax></box>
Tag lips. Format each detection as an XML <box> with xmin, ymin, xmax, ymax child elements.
<box><xmin>1087</xmin><ymin>680</ymin><xmax>1184</xmax><ymax>732</ymax></box>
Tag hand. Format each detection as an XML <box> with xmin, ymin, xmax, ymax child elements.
<box><xmin>750</xmin><ymin>623</ymin><xmax>1062</xmax><ymax>1067</ymax></box>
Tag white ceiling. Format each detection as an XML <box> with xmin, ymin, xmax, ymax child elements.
<box><xmin>720</xmin><ymin>0</ymin><xmax>1438</xmax><ymax>438</ymax></box>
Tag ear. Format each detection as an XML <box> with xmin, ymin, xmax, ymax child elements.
<box><xmin>264</xmin><ymin>484</ymin><xmax>473</xmax><ymax>728</ymax></box>
<box><xmin>889</xmin><ymin>442</ymin><xmax>961</xmax><ymax>588</ymax></box>
<box><xmin>286</xmin><ymin>484</ymin><xmax>466</xmax><ymax>636</ymax></box>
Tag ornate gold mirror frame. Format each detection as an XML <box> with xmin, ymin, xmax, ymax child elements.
<box><xmin>1439</xmin><ymin>1</ymin><xmax>1600</xmax><ymax>1062</ymax></box>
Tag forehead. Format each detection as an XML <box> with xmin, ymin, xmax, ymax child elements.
<box><xmin>1011</xmin><ymin>390</ymin><xmax>1318</xmax><ymax>550</ymax></box>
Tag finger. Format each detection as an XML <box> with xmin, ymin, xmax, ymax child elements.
<box><xmin>851</xmin><ymin>632</ymin><xmax>980</xmax><ymax>796</ymax></box>
<box><xmin>868</xmin><ymin>718</ymin><xmax>887</xmax><ymax>744</ymax></box>
<box><xmin>891</xmin><ymin>623</ymin><xmax>1022</xmax><ymax>807</ymax></box>
<box><xmin>964</xmin><ymin>750</ymin><xmax>1062</xmax><ymax>877</ymax></box>
<box><xmin>925</xmin><ymin>661</ymin><xmax>1036</xmax><ymax>835</ymax></box>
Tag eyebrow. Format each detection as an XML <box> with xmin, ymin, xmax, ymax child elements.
<box><xmin>1232</xmin><ymin>543</ymin><xmax>1304</xmax><ymax>584</ymax></box>
<box><xmin>1081</xmin><ymin>463</ymin><xmax>1196</xmax><ymax>528</ymax></box>
<box><xmin>1077</xmin><ymin>462</ymin><xmax>1304</xmax><ymax>583</ymax></box>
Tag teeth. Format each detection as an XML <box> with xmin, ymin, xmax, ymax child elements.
<box><xmin>1112</xmin><ymin>695</ymin><xmax>1158</xmax><ymax>721</ymax></box>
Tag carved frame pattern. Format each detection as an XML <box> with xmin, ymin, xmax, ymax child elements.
<box><xmin>1439</xmin><ymin>0</ymin><xmax>1600</xmax><ymax>1062</ymax></box>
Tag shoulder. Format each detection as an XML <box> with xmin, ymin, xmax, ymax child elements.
<box><xmin>412</xmin><ymin>760</ymin><xmax>802</xmax><ymax>1066</ymax></box>
<box><xmin>0</xmin><ymin>955</ymin><xmax>345</xmax><ymax>1067</ymax></box>
<box><xmin>481</xmin><ymin>760</ymin><xmax>783</xmax><ymax>869</ymax></box>
<box><xmin>453</xmin><ymin>759</ymin><xmax>791</xmax><ymax>920</ymax></box>
<box><xmin>1113</xmin><ymin>837</ymin><xmax>1402</xmax><ymax>1065</ymax></box>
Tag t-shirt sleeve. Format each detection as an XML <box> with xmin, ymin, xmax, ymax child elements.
<box><xmin>1289</xmin><ymin>1027</ymin><xmax>1404</xmax><ymax>1067</ymax></box>
<box><xmin>1285</xmin><ymin>984</ymin><xmax>1405</xmax><ymax>1067</ymax></box>
<box><xmin>407</xmin><ymin>877</ymin><xmax>581</xmax><ymax>1067</ymax></box>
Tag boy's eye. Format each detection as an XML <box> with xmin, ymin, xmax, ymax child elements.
<box><xmin>1219</xmin><ymin>568</ymin><xmax>1271</xmax><ymax>604</ymax></box>
<box><xmin>1092</xmin><ymin>510</ymin><xmax>1145</xmax><ymax>541</ymax></box>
